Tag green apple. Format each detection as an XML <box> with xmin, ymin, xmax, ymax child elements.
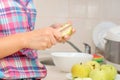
<box><xmin>71</xmin><ymin>63</ymin><xmax>91</xmax><ymax>78</ymax></box>
<box><xmin>101</xmin><ymin>64</ymin><xmax>117</xmax><ymax>80</ymax></box>
<box><xmin>85</xmin><ymin>61</ymin><xmax>100</xmax><ymax>70</ymax></box>
<box><xmin>59</xmin><ymin>23</ymin><xmax>73</xmax><ymax>37</ymax></box>
<box><xmin>89</xmin><ymin>68</ymin><xmax>108</xmax><ymax>80</ymax></box>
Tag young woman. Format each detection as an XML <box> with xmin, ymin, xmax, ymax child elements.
<box><xmin>0</xmin><ymin>0</ymin><xmax>75</xmax><ymax>80</ymax></box>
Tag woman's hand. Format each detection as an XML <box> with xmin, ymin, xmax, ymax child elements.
<box><xmin>50</xmin><ymin>22</ymin><xmax>76</xmax><ymax>42</ymax></box>
<box><xmin>0</xmin><ymin>22</ymin><xmax>75</xmax><ymax>58</ymax></box>
<box><xmin>0</xmin><ymin>26</ymin><xmax>63</xmax><ymax>58</ymax></box>
<box><xmin>23</xmin><ymin>22</ymin><xmax>75</xmax><ymax>50</ymax></box>
<box><xmin>23</xmin><ymin>27</ymin><xmax>61</xmax><ymax>50</ymax></box>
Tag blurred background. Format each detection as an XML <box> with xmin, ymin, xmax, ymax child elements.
<box><xmin>33</xmin><ymin>0</ymin><xmax>120</xmax><ymax>54</ymax></box>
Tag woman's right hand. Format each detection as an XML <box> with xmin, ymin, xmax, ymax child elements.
<box><xmin>22</xmin><ymin>22</ymin><xmax>75</xmax><ymax>50</ymax></box>
<box><xmin>0</xmin><ymin>26</ymin><xmax>63</xmax><ymax>58</ymax></box>
<box><xmin>22</xmin><ymin>27</ymin><xmax>62</xmax><ymax>50</ymax></box>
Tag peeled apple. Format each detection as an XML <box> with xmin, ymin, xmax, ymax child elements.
<box><xmin>59</xmin><ymin>23</ymin><xmax>73</xmax><ymax>37</ymax></box>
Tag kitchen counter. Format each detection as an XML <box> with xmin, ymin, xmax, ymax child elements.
<box><xmin>39</xmin><ymin>53</ymin><xmax>120</xmax><ymax>80</ymax></box>
<box><xmin>38</xmin><ymin>53</ymin><xmax>69</xmax><ymax>80</ymax></box>
<box><xmin>43</xmin><ymin>65</ymin><xmax>69</xmax><ymax>80</ymax></box>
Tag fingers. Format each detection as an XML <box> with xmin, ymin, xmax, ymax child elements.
<box><xmin>42</xmin><ymin>28</ymin><xmax>58</xmax><ymax>49</ymax></box>
<box><xmin>72</xmin><ymin>28</ymin><xmax>76</xmax><ymax>34</ymax></box>
<box><xmin>50</xmin><ymin>23</ymin><xmax>62</xmax><ymax>29</ymax></box>
<box><xmin>48</xmin><ymin>32</ymin><xmax>57</xmax><ymax>46</ymax></box>
<box><xmin>53</xmin><ymin>28</ymin><xmax>75</xmax><ymax>43</ymax></box>
<box><xmin>39</xmin><ymin>37</ymin><xmax>53</xmax><ymax>50</ymax></box>
<box><xmin>53</xmin><ymin>29</ymin><xmax>64</xmax><ymax>42</ymax></box>
<box><xmin>45</xmin><ymin>37</ymin><xmax>52</xmax><ymax>48</ymax></box>
<box><xmin>42</xmin><ymin>30</ymin><xmax>56</xmax><ymax>49</ymax></box>
<box><xmin>29</xmin><ymin>23</ymin><xmax>75</xmax><ymax>50</ymax></box>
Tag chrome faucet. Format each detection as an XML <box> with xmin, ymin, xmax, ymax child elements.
<box><xmin>83</xmin><ymin>43</ymin><xmax>91</xmax><ymax>54</ymax></box>
<box><xmin>66</xmin><ymin>41</ymin><xmax>91</xmax><ymax>54</ymax></box>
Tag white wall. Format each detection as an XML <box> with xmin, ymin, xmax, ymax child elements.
<box><xmin>33</xmin><ymin>0</ymin><xmax>120</xmax><ymax>54</ymax></box>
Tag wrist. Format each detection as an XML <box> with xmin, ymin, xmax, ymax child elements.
<box><xmin>18</xmin><ymin>32</ymin><xmax>29</xmax><ymax>49</ymax></box>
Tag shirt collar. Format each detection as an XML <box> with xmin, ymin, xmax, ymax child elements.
<box><xmin>15</xmin><ymin>0</ymin><xmax>30</xmax><ymax>6</ymax></box>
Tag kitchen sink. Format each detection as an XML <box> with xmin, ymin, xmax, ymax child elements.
<box><xmin>40</xmin><ymin>58</ymin><xmax>54</xmax><ymax>65</ymax></box>
<box><xmin>38</xmin><ymin>53</ymin><xmax>55</xmax><ymax>65</ymax></box>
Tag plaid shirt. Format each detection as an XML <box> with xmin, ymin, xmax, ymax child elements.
<box><xmin>0</xmin><ymin>0</ymin><xmax>47</xmax><ymax>79</ymax></box>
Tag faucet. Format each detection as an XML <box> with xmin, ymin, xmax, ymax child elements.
<box><xmin>66</xmin><ymin>41</ymin><xmax>91</xmax><ymax>54</ymax></box>
<box><xmin>83</xmin><ymin>43</ymin><xmax>91</xmax><ymax>54</ymax></box>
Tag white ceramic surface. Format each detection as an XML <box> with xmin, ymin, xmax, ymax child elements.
<box><xmin>66</xmin><ymin>73</ymin><xmax>120</xmax><ymax>80</ymax></box>
<box><xmin>93</xmin><ymin>21</ymin><xmax>117</xmax><ymax>51</ymax></box>
<box><xmin>51</xmin><ymin>52</ymin><xmax>93</xmax><ymax>72</ymax></box>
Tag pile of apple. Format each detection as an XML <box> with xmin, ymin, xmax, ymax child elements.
<box><xmin>71</xmin><ymin>61</ymin><xmax>117</xmax><ymax>80</ymax></box>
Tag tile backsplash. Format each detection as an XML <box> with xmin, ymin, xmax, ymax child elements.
<box><xmin>33</xmin><ymin>0</ymin><xmax>120</xmax><ymax>54</ymax></box>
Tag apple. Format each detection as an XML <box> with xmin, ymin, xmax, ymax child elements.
<box><xmin>89</xmin><ymin>64</ymin><xmax>117</xmax><ymax>80</ymax></box>
<box><xmin>71</xmin><ymin>63</ymin><xmax>91</xmax><ymax>78</ymax></box>
<box><xmin>74</xmin><ymin>77</ymin><xmax>92</xmax><ymax>80</ymax></box>
<box><xmin>59</xmin><ymin>23</ymin><xmax>73</xmax><ymax>37</ymax></box>
<box><xmin>89</xmin><ymin>68</ymin><xmax>108</xmax><ymax>80</ymax></box>
<box><xmin>101</xmin><ymin>64</ymin><xmax>117</xmax><ymax>80</ymax></box>
<box><xmin>85</xmin><ymin>61</ymin><xmax>100</xmax><ymax>70</ymax></box>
